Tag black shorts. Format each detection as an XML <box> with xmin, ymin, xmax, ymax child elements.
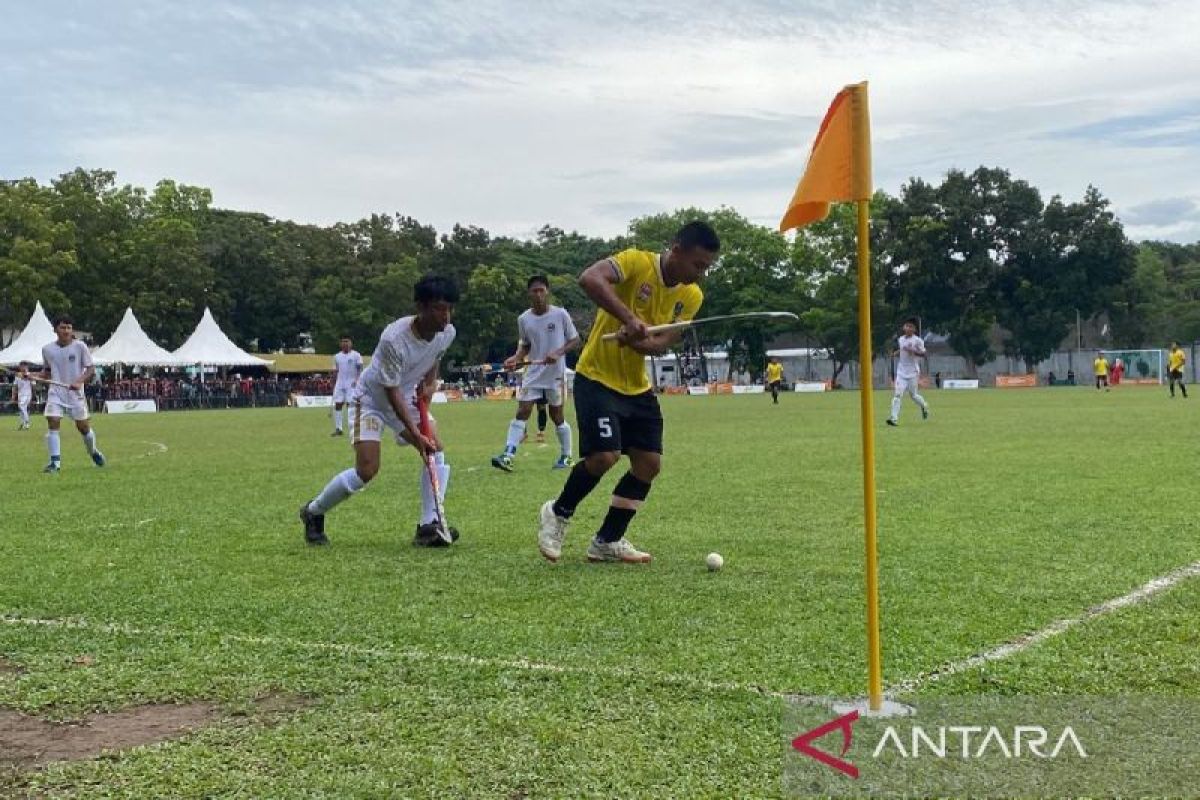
<box><xmin>574</xmin><ymin>372</ymin><xmax>663</xmax><ymax>456</ymax></box>
<box><xmin>1169</xmin><ymin>369</ymin><xmax>1184</xmax><ymax>381</ymax></box>
<box><xmin>769</xmin><ymin>380</ymin><xmax>782</xmax><ymax>390</ymax></box>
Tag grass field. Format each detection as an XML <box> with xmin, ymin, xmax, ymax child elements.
<box><xmin>1</xmin><ymin>387</ymin><xmax>1197</xmax><ymax>797</ymax></box>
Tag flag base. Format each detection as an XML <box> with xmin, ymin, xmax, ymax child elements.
<box><xmin>832</xmin><ymin>698</ymin><xmax>914</xmax><ymax>718</ymax></box>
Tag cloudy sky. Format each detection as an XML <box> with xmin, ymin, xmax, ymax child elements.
<box><xmin>4</xmin><ymin>1</ymin><xmax>1199</xmax><ymax>242</ymax></box>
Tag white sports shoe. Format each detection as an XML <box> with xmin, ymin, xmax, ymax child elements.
<box><xmin>587</xmin><ymin>537</ymin><xmax>652</xmax><ymax>564</ymax></box>
<box><xmin>538</xmin><ymin>500</ymin><xmax>569</xmax><ymax>562</ymax></box>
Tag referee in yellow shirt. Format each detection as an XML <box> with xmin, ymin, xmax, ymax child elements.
<box><xmin>536</xmin><ymin>221</ymin><xmax>720</xmax><ymax>564</ymax></box>
<box><xmin>1168</xmin><ymin>341</ymin><xmax>1188</xmax><ymax>398</ymax></box>
<box><xmin>766</xmin><ymin>357</ymin><xmax>785</xmax><ymax>404</ymax></box>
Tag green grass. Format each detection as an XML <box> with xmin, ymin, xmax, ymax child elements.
<box><xmin>1</xmin><ymin>387</ymin><xmax>1197</xmax><ymax>797</ymax></box>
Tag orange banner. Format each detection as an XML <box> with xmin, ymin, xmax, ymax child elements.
<box><xmin>995</xmin><ymin>374</ymin><xmax>1037</xmax><ymax>388</ymax></box>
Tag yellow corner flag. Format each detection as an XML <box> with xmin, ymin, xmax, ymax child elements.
<box><xmin>780</xmin><ymin>82</ymin><xmax>885</xmax><ymax>713</ymax></box>
<box><xmin>778</xmin><ymin>81</ymin><xmax>872</xmax><ymax>232</ymax></box>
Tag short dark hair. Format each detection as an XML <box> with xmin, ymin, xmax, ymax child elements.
<box><xmin>527</xmin><ymin>274</ymin><xmax>549</xmax><ymax>289</ymax></box>
<box><xmin>414</xmin><ymin>274</ymin><xmax>460</xmax><ymax>305</ymax></box>
<box><xmin>674</xmin><ymin>221</ymin><xmax>720</xmax><ymax>253</ymax></box>
<box><xmin>904</xmin><ymin>317</ymin><xmax>919</xmax><ymax>327</ymax></box>
<box><xmin>339</xmin><ymin>335</ymin><xmax>351</xmax><ymax>341</ymax></box>
<box><xmin>53</xmin><ymin>315</ymin><xmax>73</xmax><ymax>327</ymax></box>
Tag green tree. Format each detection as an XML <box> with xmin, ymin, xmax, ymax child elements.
<box><xmin>0</xmin><ymin>179</ymin><xmax>76</xmax><ymax>345</ymax></box>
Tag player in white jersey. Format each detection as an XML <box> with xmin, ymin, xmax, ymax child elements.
<box><xmin>301</xmin><ymin>275</ymin><xmax>461</xmax><ymax>548</ymax></box>
<box><xmin>12</xmin><ymin>362</ymin><xmax>34</xmax><ymax>430</ymax></box>
<box><xmin>886</xmin><ymin>317</ymin><xmax>930</xmax><ymax>427</ymax></box>
<box><xmin>38</xmin><ymin>316</ymin><xmax>105</xmax><ymax>472</ymax></box>
<box><xmin>491</xmin><ymin>275</ymin><xmax>581</xmax><ymax>472</ymax></box>
<box><xmin>330</xmin><ymin>336</ymin><xmax>363</xmax><ymax>437</ymax></box>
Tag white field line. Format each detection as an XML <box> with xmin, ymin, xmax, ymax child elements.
<box><xmin>5</xmin><ymin>559</ymin><xmax>1197</xmax><ymax>705</ymax></box>
<box><xmin>0</xmin><ymin>615</ymin><xmax>812</xmax><ymax>703</ymax></box>
<box><xmin>888</xmin><ymin>558</ymin><xmax>1200</xmax><ymax>696</ymax></box>
<box><xmin>95</xmin><ymin>518</ymin><xmax>158</xmax><ymax>532</ymax></box>
<box><xmin>136</xmin><ymin>441</ymin><xmax>169</xmax><ymax>458</ymax></box>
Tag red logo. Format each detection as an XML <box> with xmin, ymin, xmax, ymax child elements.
<box><xmin>637</xmin><ymin>282</ymin><xmax>653</xmax><ymax>302</ymax></box>
<box><xmin>792</xmin><ymin>710</ymin><xmax>859</xmax><ymax>778</ymax></box>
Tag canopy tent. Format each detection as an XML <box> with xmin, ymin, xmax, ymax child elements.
<box><xmin>172</xmin><ymin>308</ymin><xmax>273</xmax><ymax>367</ymax></box>
<box><xmin>92</xmin><ymin>307</ymin><xmax>184</xmax><ymax>367</ymax></box>
<box><xmin>0</xmin><ymin>302</ymin><xmax>56</xmax><ymax>366</ymax></box>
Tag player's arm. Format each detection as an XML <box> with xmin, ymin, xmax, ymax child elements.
<box><xmin>385</xmin><ymin>384</ymin><xmax>436</xmax><ymax>456</ymax></box>
<box><xmin>375</xmin><ymin>340</ymin><xmax>434</xmax><ymax>456</ymax></box>
<box><xmin>579</xmin><ymin>258</ymin><xmax>648</xmax><ymax>340</ymax></box>
<box><xmin>505</xmin><ymin>339</ymin><xmax>531</xmax><ymax>369</ymax></box>
<box><xmin>74</xmin><ymin>365</ymin><xmax>95</xmax><ymax>391</ymax></box>
<box><xmin>544</xmin><ymin>335</ymin><xmax>580</xmax><ymax>364</ymax></box>
<box><xmin>618</xmin><ymin>329</ymin><xmax>681</xmax><ymax>357</ymax></box>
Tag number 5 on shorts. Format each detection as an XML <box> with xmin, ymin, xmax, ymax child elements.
<box><xmin>598</xmin><ymin>417</ymin><xmax>612</xmax><ymax>438</ymax></box>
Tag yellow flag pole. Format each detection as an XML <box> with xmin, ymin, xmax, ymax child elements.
<box><xmin>856</xmin><ymin>198</ymin><xmax>883</xmax><ymax>711</ymax></box>
<box><xmin>778</xmin><ymin>81</ymin><xmax>882</xmax><ymax>710</ymax></box>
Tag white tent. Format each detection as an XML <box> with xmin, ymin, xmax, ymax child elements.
<box><xmin>92</xmin><ymin>307</ymin><xmax>184</xmax><ymax>367</ymax></box>
<box><xmin>172</xmin><ymin>307</ymin><xmax>273</xmax><ymax>367</ymax></box>
<box><xmin>0</xmin><ymin>302</ymin><xmax>56</xmax><ymax>366</ymax></box>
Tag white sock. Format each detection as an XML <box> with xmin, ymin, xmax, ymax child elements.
<box><xmin>19</xmin><ymin>408</ymin><xmax>29</xmax><ymax>426</ymax></box>
<box><xmin>46</xmin><ymin>430</ymin><xmax>61</xmax><ymax>460</ymax></box>
<box><xmin>505</xmin><ymin>419</ymin><xmax>526</xmax><ymax>453</ymax></box>
<box><xmin>309</xmin><ymin>468</ymin><xmax>365</xmax><ymax>514</ymax></box>
<box><xmin>420</xmin><ymin>452</ymin><xmax>447</xmax><ymax>523</ymax></box>
<box><xmin>890</xmin><ymin>395</ymin><xmax>901</xmax><ymax>421</ymax></box>
<box><xmin>334</xmin><ymin>408</ymin><xmax>343</xmax><ymax>432</ymax></box>
<box><xmin>82</xmin><ymin>429</ymin><xmax>97</xmax><ymax>455</ymax></box>
<box><xmin>556</xmin><ymin>422</ymin><xmax>572</xmax><ymax>458</ymax></box>
<box><xmin>912</xmin><ymin>392</ymin><xmax>928</xmax><ymax>411</ymax></box>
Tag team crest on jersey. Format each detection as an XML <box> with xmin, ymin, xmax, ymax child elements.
<box><xmin>68</xmin><ymin>355</ymin><xmax>76</xmax><ymax>362</ymax></box>
<box><xmin>672</xmin><ymin>301</ymin><xmax>684</xmax><ymax>322</ymax></box>
<box><xmin>637</xmin><ymin>282</ymin><xmax>653</xmax><ymax>303</ymax></box>
<box><xmin>548</xmin><ymin>323</ymin><xmax>556</xmax><ymax>332</ymax></box>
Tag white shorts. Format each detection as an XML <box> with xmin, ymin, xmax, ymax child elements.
<box><xmin>518</xmin><ymin>384</ymin><xmax>564</xmax><ymax>406</ymax></box>
<box><xmin>353</xmin><ymin>390</ymin><xmax>429</xmax><ymax>444</ymax></box>
<box><xmin>45</xmin><ymin>390</ymin><xmax>89</xmax><ymax>421</ymax></box>
<box><xmin>332</xmin><ymin>385</ymin><xmax>354</xmax><ymax>404</ymax></box>
<box><xmin>893</xmin><ymin>375</ymin><xmax>921</xmax><ymax>397</ymax></box>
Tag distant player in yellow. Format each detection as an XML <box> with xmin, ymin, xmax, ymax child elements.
<box><xmin>1167</xmin><ymin>342</ymin><xmax>1188</xmax><ymax>399</ymax></box>
<box><xmin>766</xmin><ymin>357</ymin><xmax>785</xmax><ymax>405</ymax></box>
<box><xmin>537</xmin><ymin>221</ymin><xmax>720</xmax><ymax>564</ymax></box>
<box><xmin>1093</xmin><ymin>354</ymin><xmax>1109</xmax><ymax>391</ymax></box>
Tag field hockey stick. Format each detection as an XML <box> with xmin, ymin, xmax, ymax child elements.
<box><xmin>600</xmin><ymin>311</ymin><xmax>799</xmax><ymax>341</ymax></box>
<box><xmin>0</xmin><ymin>365</ymin><xmax>73</xmax><ymax>390</ymax></box>
<box><xmin>416</xmin><ymin>394</ymin><xmax>452</xmax><ymax>544</ymax></box>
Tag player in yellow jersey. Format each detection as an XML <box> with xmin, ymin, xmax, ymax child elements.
<box><xmin>766</xmin><ymin>357</ymin><xmax>785</xmax><ymax>404</ymax></box>
<box><xmin>537</xmin><ymin>221</ymin><xmax>720</xmax><ymax>564</ymax></box>
<box><xmin>1167</xmin><ymin>341</ymin><xmax>1188</xmax><ymax>398</ymax></box>
<box><xmin>1093</xmin><ymin>353</ymin><xmax>1109</xmax><ymax>391</ymax></box>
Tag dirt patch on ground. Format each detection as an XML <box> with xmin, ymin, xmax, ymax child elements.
<box><xmin>0</xmin><ymin>657</ymin><xmax>24</xmax><ymax>675</ymax></box>
<box><xmin>0</xmin><ymin>694</ymin><xmax>313</xmax><ymax>770</ymax></box>
<box><xmin>0</xmin><ymin>702</ymin><xmax>220</xmax><ymax>769</ymax></box>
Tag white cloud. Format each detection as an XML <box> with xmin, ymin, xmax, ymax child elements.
<box><xmin>3</xmin><ymin>0</ymin><xmax>1199</xmax><ymax>241</ymax></box>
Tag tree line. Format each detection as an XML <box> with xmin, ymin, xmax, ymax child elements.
<box><xmin>2</xmin><ymin>167</ymin><xmax>1197</xmax><ymax>380</ymax></box>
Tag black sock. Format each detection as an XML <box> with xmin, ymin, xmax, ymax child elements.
<box><xmin>597</xmin><ymin>471</ymin><xmax>653</xmax><ymax>543</ymax></box>
<box><xmin>553</xmin><ymin>460</ymin><xmax>603</xmax><ymax>519</ymax></box>
<box><xmin>537</xmin><ymin>405</ymin><xmax>547</xmax><ymax>431</ymax></box>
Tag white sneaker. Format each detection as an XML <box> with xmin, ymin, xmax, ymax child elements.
<box><xmin>538</xmin><ymin>500</ymin><xmax>569</xmax><ymax>562</ymax></box>
<box><xmin>587</xmin><ymin>537</ymin><xmax>652</xmax><ymax>564</ymax></box>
